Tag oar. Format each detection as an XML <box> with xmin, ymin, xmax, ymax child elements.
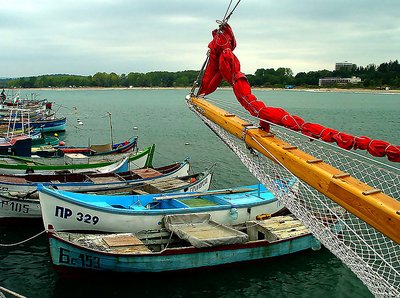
<box><xmin>154</xmin><ymin>187</ymin><xmax>257</xmax><ymax>201</ymax></box>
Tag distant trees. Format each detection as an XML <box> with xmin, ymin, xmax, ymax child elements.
<box><xmin>249</xmin><ymin>60</ymin><xmax>400</xmax><ymax>89</ymax></box>
<box><xmin>6</xmin><ymin>60</ymin><xmax>400</xmax><ymax>89</ymax></box>
<box><xmin>247</xmin><ymin>68</ymin><xmax>295</xmax><ymax>87</ymax></box>
<box><xmin>7</xmin><ymin>71</ymin><xmax>199</xmax><ymax>89</ymax></box>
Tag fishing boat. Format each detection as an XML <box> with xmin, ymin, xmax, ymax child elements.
<box><xmin>0</xmin><ymin>157</ymin><xmax>131</xmax><ymax>219</ymax></box>
<box><xmin>0</xmin><ymin>114</ymin><xmax>66</xmax><ymax>132</ymax></box>
<box><xmin>31</xmin><ymin>132</ymin><xmax>61</xmax><ymax>149</ymax></box>
<box><xmin>0</xmin><ymin>134</ymin><xmax>32</xmax><ymax>156</ymax></box>
<box><xmin>0</xmin><ymin>163</ymin><xmax>213</xmax><ymax>221</ymax></box>
<box><xmin>0</xmin><ymin>107</ymin><xmax>62</xmax><ymax>157</ymax></box>
<box><xmin>0</xmin><ymin>144</ymin><xmax>155</xmax><ymax>175</ymax></box>
<box><xmin>185</xmin><ymin>7</ymin><xmax>400</xmax><ymax>296</ymax></box>
<box><xmin>0</xmin><ymin>124</ymin><xmax>61</xmax><ymax>158</ymax></box>
<box><xmin>0</xmin><ymin>158</ymin><xmax>191</xmax><ymax>197</ymax></box>
<box><xmin>46</xmin><ymin>213</ymin><xmax>319</xmax><ymax>275</ymax></box>
<box><xmin>0</xmin><ymin>95</ymin><xmax>64</xmax><ymax>133</ymax></box>
<box><xmin>0</xmin><ymin>91</ymin><xmax>52</xmax><ymax>117</ymax></box>
<box><xmin>33</xmin><ymin>136</ymin><xmax>138</xmax><ymax>158</ymax></box>
<box><xmin>38</xmin><ymin>181</ymin><xmax>291</xmax><ymax>233</ymax></box>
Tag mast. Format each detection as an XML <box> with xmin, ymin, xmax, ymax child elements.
<box><xmin>106</xmin><ymin>112</ymin><xmax>114</xmax><ymax>146</ymax></box>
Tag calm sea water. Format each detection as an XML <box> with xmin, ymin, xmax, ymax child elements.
<box><xmin>1</xmin><ymin>88</ymin><xmax>399</xmax><ymax>298</ymax></box>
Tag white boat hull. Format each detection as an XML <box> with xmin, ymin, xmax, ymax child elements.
<box><xmin>0</xmin><ymin>197</ymin><xmax>41</xmax><ymax>219</ymax></box>
<box><xmin>0</xmin><ymin>164</ymin><xmax>207</xmax><ymax>220</ymax></box>
<box><xmin>39</xmin><ymin>187</ymin><xmax>284</xmax><ymax>233</ymax></box>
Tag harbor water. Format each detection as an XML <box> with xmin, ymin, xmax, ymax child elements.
<box><xmin>1</xmin><ymin>88</ymin><xmax>399</xmax><ymax>297</ymax></box>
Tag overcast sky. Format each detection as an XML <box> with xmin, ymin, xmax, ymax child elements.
<box><xmin>1</xmin><ymin>0</ymin><xmax>399</xmax><ymax>77</ymax></box>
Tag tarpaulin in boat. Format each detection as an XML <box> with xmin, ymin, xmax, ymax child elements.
<box><xmin>198</xmin><ymin>23</ymin><xmax>400</xmax><ymax>162</ymax></box>
<box><xmin>164</xmin><ymin>213</ymin><xmax>248</xmax><ymax>248</ymax></box>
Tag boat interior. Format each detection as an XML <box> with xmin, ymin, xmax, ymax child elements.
<box><xmin>54</xmin><ymin>214</ymin><xmax>311</xmax><ymax>254</ymax></box>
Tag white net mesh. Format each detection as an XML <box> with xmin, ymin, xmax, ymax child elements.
<box><xmin>187</xmin><ymin>96</ymin><xmax>400</xmax><ymax>298</ymax></box>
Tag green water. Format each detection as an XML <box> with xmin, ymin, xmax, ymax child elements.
<box><xmin>1</xmin><ymin>88</ymin><xmax>399</xmax><ymax>297</ymax></box>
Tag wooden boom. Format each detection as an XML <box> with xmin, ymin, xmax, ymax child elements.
<box><xmin>190</xmin><ymin>96</ymin><xmax>400</xmax><ymax>244</ymax></box>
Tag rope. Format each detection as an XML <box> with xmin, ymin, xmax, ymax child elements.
<box><xmin>222</xmin><ymin>0</ymin><xmax>233</xmax><ymax>21</ymax></box>
<box><xmin>0</xmin><ymin>230</ymin><xmax>46</xmax><ymax>247</ymax></box>
<box><xmin>160</xmin><ymin>231</ymin><xmax>174</xmax><ymax>251</ymax></box>
<box><xmin>0</xmin><ymin>287</ymin><xmax>26</xmax><ymax>298</ymax></box>
<box><xmin>204</xmin><ymin>94</ymin><xmax>400</xmax><ymax>172</ymax></box>
<box><xmin>154</xmin><ymin>149</ymin><xmax>180</xmax><ymax>164</ymax></box>
<box><xmin>219</xmin><ymin>0</ymin><xmax>242</xmax><ymax>25</ymax></box>
<box><xmin>225</xmin><ymin>0</ymin><xmax>242</xmax><ymax>23</ymax></box>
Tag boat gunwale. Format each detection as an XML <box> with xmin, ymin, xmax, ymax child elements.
<box><xmin>38</xmin><ymin>184</ymin><xmax>279</xmax><ymax>215</ymax></box>
<box><xmin>0</xmin><ymin>144</ymin><xmax>153</xmax><ymax>171</ymax></box>
<box><xmin>0</xmin><ymin>159</ymin><xmax>189</xmax><ymax>188</ymax></box>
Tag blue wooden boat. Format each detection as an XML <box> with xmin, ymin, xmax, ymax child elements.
<box><xmin>46</xmin><ymin>214</ymin><xmax>320</xmax><ymax>275</ymax></box>
<box><xmin>0</xmin><ymin>115</ymin><xmax>67</xmax><ymax>132</ymax></box>
<box><xmin>38</xmin><ymin>181</ymin><xmax>293</xmax><ymax>233</ymax></box>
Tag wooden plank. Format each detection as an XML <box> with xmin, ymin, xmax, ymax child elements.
<box><xmin>362</xmin><ymin>189</ymin><xmax>382</xmax><ymax>195</ymax></box>
<box><xmin>132</xmin><ymin>168</ymin><xmax>163</xmax><ymax>179</ymax></box>
<box><xmin>88</xmin><ymin>176</ymin><xmax>123</xmax><ymax>183</ymax></box>
<box><xmin>0</xmin><ymin>176</ymin><xmax>27</xmax><ymax>183</ymax></box>
<box><xmin>149</xmin><ymin>177</ymin><xmax>189</xmax><ymax>190</ymax></box>
<box><xmin>307</xmin><ymin>159</ymin><xmax>323</xmax><ymax>164</ymax></box>
<box><xmin>102</xmin><ymin>234</ymin><xmax>144</xmax><ymax>247</ymax></box>
<box><xmin>332</xmin><ymin>173</ymin><xmax>351</xmax><ymax>179</ymax></box>
<box><xmin>247</xmin><ymin>217</ymin><xmax>310</xmax><ymax>241</ymax></box>
<box><xmin>132</xmin><ymin>189</ymin><xmax>149</xmax><ymax>195</ymax></box>
<box><xmin>283</xmin><ymin>145</ymin><xmax>297</xmax><ymax>150</ymax></box>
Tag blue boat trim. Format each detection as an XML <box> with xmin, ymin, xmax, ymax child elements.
<box><xmin>38</xmin><ymin>183</ymin><xmax>285</xmax><ymax>215</ymax></box>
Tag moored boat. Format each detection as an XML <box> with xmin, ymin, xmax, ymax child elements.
<box><xmin>0</xmin><ymin>144</ymin><xmax>155</xmax><ymax>175</ymax></box>
<box><xmin>0</xmin><ymin>134</ymin><xmax>32</xmax><ymax>156</ymax></box>
<box><xmin>46</xmin><ymin>213</ymin><xmax>320</xmax><ymax>275</ymax></box>
<box><xmin>0</xmin><ymin>163</ymin><xmax>213</xmax><ymax>221</ymax></box>
<box><xmin>0</xmin><ymin>158</ymin><xmax>191</xmax><ymax>197</ymax></box>
<box><xmin>38</xmin><ymin>181</ymin><xmax>291</xmax><ymax>233</ymax></box>
<box><xmin>31</xmin><ymin>133</ymin><xmax>61</xmax><ymax>149</ymax></box>
<box><xmin>0</xmin><ymin>115</ymin><xmax>67</xmax><ymax>132</ymax></box>
<box><xmin>33</xmin><ymin>136</ymin><xmax>138</xmax><ymax>158</ymax></box>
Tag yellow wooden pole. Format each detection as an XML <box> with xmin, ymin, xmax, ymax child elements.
<box><xmin>190</xmin><ymin>96</ymin><xmax>400</xmax><ymax>244</ymax></box>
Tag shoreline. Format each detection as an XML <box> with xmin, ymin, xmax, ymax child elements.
<box><xmin>6</xmin><ymin>86</ymin><xmax>400</xmax><ymax>94</ymax></box>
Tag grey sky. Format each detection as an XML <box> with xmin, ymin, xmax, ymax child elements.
<box><xmin>1</xmin><ymin>0</ymin><xmax>399</xmax><ymax>77</ymax></box>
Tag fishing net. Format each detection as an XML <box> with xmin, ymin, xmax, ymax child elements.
<box><xmin>187</xmin><ymin>96</ymin><xmax>400</xmax><ymax>298</ymax></box>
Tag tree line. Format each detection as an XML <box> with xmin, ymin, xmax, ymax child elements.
<box><xmin>4</xmin><ymin>60</ymin><xmax>400</xmax><ymax>89</ymax></box>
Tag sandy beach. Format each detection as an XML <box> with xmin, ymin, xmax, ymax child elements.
<box><xmin>9</xmin><ymin>86</ymin><xmax>400</xmax><ymax>94</ymax></box>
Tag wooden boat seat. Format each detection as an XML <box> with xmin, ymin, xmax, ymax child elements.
<box><xmin>102</xmin><ymin>234</ymin><xmax>151</xmax><ymax>253</ymax></box>
<box><xmin>131</xmin><ymin>189</ymin><xmax>149</xmax><ymax>195</ymax></box>
<box><xmin>246</xmin><ymin>216</ymin><xmax>310</xmax><ymax>241</ymax></box>
<box><xmin>132</xmin><ymin>168</ymin><xmax>163</xmax><ymax>179</ymax></box>
<box><xmin>87</xmin><ymin>174</ymin><xmax>124</xmax><ymax>183</ymax></box>
<box><xmin>90</xmin><ymin>143</ymin><xmax>112</xmax><ymax>153</ymax></box>
<box><xmin>0</xmin><ymin>176</ymin><xmax>27</xmax><ymax>183</ymax></box>
<box><xmin>146</xmin><ymin>177</ymin><xmax>189</xmax><ymax>192</ymax></box>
